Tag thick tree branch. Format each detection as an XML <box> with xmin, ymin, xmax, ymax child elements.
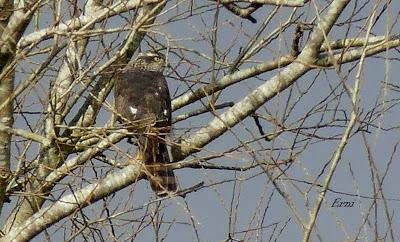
<box><xmin>317</xmin><ymin>37</ymin><xmax>400</xmax><ymax>67</ymax></box>
<box><xmin>0</xmin><ymin>124</ymin><xmax>51</xmax><ymax>147</ymax></box>
<box><xmin>0</xmin><ymin>164</ymin><xmax>145</xmax><ymax>242</ymax></box>
<box><xmin>171</xmin><ymin>55</ymin><xmax>295</xmax><ymax>111</ymax></box>
<box><xmin>17</xmin><ymin>0</ymin><xmax>163</xmax><ymax>50</ymax></box>
<box><xmin>0</xmin><ymin>0</ymin><xmax>39</xmax><ymax>218</ymax></box>
<box><xmin>174</xmin><ymin>0</ymin><xmax>351</xmax><ymax>160</ymax></box>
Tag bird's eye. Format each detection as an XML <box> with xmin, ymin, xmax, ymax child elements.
<box><xmin>153</xmin><ymin>56</ymin><xmax>161</xmax><ymax>62</ymax></box>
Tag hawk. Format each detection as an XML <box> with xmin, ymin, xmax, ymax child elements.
<box><xmin>114</xmin><ymin>51</ymin><xmax>177</xmax><ymax>196</ymax></box>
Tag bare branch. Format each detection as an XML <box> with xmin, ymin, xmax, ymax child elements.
<box><xmin>0</xmin><ymin>164</ymin><xmax>145</xmax><ymax>242</ymax></box>
<box><xmin>220</xmin><ymin>0</ymin><xmax>309</xmax><ymax>7</ymax></box>
<box><xmin>174</xmin><ymin>0</ymin><xmax>351</xmax><ymax>159</ymax></box>
<box><xmin>17</xmin><ymin>0</ymin><xmax>163</xmax><ymax>49</ymax></box>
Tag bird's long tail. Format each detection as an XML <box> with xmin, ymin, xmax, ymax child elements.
<box><xmin>142</xmin><ymin>136</ymin><xmax>177</xmax><ymax>196</ymax></box>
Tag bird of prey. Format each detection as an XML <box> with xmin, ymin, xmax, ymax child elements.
<box><xmin>114</xmin><ymin>51</ymin><xmax>177</xmax><ymax>196</ymax></box>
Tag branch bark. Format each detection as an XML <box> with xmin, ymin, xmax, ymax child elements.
<box><xmin>0</xmin><ymin>0</ymin><xmax>38</xmax><ymax>218</ymax></box>
<box><xmin>0</xmin><ymin>164</ymin><xmax>145</xmax><ymax>242</ymax></box>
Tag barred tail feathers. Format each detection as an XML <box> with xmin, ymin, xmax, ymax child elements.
<box><xmin>142</xmin><ymin>136</ymin><xmax>177</xmax><ymax>196</ymax></box>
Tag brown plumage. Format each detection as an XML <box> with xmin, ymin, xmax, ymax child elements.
<box><xmin>114</xmin><ymin>52</ymin><xmax>177</xmax><ymax>196</ymax></box>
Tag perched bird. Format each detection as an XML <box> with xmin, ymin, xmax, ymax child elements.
<box><xmin>114</xmin><ymin>51</ymin><xmax>177</xmax><ymax>196</ymax></box>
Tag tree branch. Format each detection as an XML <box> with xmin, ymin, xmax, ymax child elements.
<box><xmin>219</xmin><ymin>0</ymin><xmax>309</xmax><ymax>7</ymax></box>
<box><xmin>0</xmin><ymin>164</ymin><xmax>145</xmax><ymax>242</ymax></box>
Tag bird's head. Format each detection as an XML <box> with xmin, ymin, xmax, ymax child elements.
<box><xmin>132</xmin><ymin>51</ymin><xmax>166</xmax><ymax>72</ymax></box>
